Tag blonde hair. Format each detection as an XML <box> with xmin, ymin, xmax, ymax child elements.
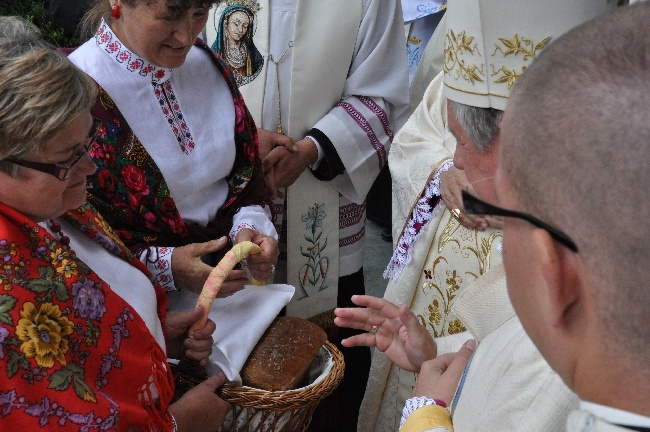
<box><xmin>0</xmin><ymin>16</ymin><xmax>97</xmax><ymax>173</ymax></box>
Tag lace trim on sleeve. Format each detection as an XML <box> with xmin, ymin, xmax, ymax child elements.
<box><xmin>400</xmin><ymin>396</ymin><xmax>448</xmax><ymax>429</ymax></box>
<box><xmin>384</xmin><ymin>160</ymin><xmax>454</xmax><ymax>281</ymax></box>
<box><xmin>229</xmin><ymin>222</ymin><xmax>259</xmax><ymax>243</ymax></box>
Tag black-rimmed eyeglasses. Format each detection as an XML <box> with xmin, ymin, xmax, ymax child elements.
<box><xmin>462</xmin><ymin>190</ymin><xmax>578</xmax><ymax>253</ymax></box>
<box><xmin>4</xmin><ymin>120</ymin><xmax>100</xmax><ymax>181</ymax></box>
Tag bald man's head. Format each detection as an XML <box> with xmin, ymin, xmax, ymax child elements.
<box><xmin>501</xmin><ymin>3</ymin><xmax>650</xmax><ymax>357</ymax></box>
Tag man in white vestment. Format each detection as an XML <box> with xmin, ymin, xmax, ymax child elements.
<box><xmin>205</xmin><ymin>1</ymin><xmax>410</xmax><ymax>430</ymax></box>
<box><xmin>333</xmin><ymin>1</ymin><xmax>618</xmax><ymax>431</ymax></box>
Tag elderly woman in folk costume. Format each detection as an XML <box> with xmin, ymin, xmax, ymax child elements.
<box><xmin>334</xmin><ymin>0</ymin><xmax>619</xmax><ymax>431</ymax></box>
<box><xmin>70</xmin><ymin>0</ymin><xmax>289</xmax><ymax>379</ymax></box>
<box><xmin>0</xmin><ymin>16</ymin><xmax>227</xmax><ymax>431</ymax></box>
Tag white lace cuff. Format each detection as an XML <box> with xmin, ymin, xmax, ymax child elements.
<box><xmin>400</xmin><ymin>396</ymin><xmax>448</xmax><ymax>429</ymax></box>
<box><xmin>137</xmin><ymin>246</ymin><xmax>176</xmax><ymax>292</ymax></box>
<box><xmin>229</xmin><ymin>205</ymin><xmax>278</xmax><ymax>243</ymax></box>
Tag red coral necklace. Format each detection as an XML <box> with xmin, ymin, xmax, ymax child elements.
<box><xmin>49</xmin><ymin>219</ymin><xmax>74</xmax><ymax>253</ymax></box>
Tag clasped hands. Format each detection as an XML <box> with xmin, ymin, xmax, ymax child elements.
<box><xmin>258</xmin><ymin>128</ymin><xmax>318</xmax><ymax>199</ymax></box>
<box><xmin>335</xmin><ymin>295</ymin><xmax>475</xmax><ymax>404</ymax></box>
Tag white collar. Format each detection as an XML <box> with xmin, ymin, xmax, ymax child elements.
<box><xmin>95</xmin><ymin>18</ymin><xmax>172</xmax><ymax>85</ymax></box>
<box><xmin>581</xmin><ymin>401</ymin><xmax>650</xmax><ymax>428</ymax></box>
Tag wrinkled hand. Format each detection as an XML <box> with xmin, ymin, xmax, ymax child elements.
<box><xmin>263</xmin><ymin>137</ymin><xmax>318</xmax><ymax>198</ymax></box>
<box><xmin>334</xmin><ymin>295</ymin><xmax>437</xmax><ymax>372</ymax></box>
<box><xmin>170</xmin><ymin>373</ymin><xmax>230</xmax><ymax>432</ymax></box>
<box><xmin>440</xmin><ymin>166</ymin><xmax>490</xmax><ymax>231</ymax></box>
<box><xmin>164</xmin><ymin>308</ymin><xmax>216</xmax><ymax>365</ymax></box>
<box><xmin>235</xmin><ymin>228</ymin><xmax>279</xmax><ymax>282</ymax></box>
<box><xmin>171</xmin><ymin>238</ymin><xmax>249</xmax><ymax>295</ymax></box>
<box><xmin>413</xmin><ymin>339</ymin><xmax>476</xmax><ymax>405</ymax></box>
<box><xmin>257</xmin><ymin>128</ymin><xmax>297</xmax><ymax>160</ymax></box>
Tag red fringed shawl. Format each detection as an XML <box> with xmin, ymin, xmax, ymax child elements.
<box><xmin>0</xmin><ymin>202</ymin><xmax>174</xmax><ymax>431</ymax></box>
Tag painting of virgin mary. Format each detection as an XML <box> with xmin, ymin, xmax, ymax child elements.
<box><xmin>212</xmin><ymin>4</ymin><xmax>264</xmax><ymax>86</ymax></box>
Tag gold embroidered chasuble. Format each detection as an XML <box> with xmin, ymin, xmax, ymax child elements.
<box><xmin>412</xmin><ymin>211</ymin><xmax>502</xmax><ymax>338</ymax></box>
<box><xmin>362</xmin><ymin>203</ymin><xmax>502</xmax><ymax>431</ymax></box>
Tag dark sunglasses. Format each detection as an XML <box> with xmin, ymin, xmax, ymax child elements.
<box><xmin>4</xmin><ymin>119</ymin><xmax>100</xmax><ymax>181</ymax></box>
<box><xmin>462</xmin><ymin>190</ymin><xmax>578</xmax><ymax>253</ymax></box>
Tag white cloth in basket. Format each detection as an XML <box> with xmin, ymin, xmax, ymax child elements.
<box><xmin>167</xmin><ymin>283</ymin><xmax>295</xmax><ymax>383</ymax></box>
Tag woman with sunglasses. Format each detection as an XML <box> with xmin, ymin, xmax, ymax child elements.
<box><xmin>0</xmin><ymin>16</ymin><xmax>227</xmax><ymax>431</ymax></box>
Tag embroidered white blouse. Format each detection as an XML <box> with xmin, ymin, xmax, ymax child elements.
<box><xmin>70</xmin><ymin>21</ymin><xmax>277</xmax><ymax>291</ymax></box>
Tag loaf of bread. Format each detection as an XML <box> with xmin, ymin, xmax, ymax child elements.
<box><xmin>240</xmin><ymin>316</ymin><xmax>327</xmax><ymax>391</ymax></box>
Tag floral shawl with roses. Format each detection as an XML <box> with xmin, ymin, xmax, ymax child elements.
<box><xmin>86</xmin><ymin>40</ymin><xmax>269</xmax><ymax>255</ymax></box>
<box><xmin>0</xmin><ymin>201</ymin><xmax>174</xmax><ymax>431</ymax></box>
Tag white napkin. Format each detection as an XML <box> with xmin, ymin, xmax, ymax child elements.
<box><xmin>166</xmin><ymin>283</ymin><xmax>295</xmax><ymax>383</ymax></box>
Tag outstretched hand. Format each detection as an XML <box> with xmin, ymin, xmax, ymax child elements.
<box><xmin>334</xmin><ymin>295</ymin><xmax>437</xmax><ymax>372</ymax></box>
<box><xmin>413</xmin><ymin>339</ymin><xmax>476</xmax><ymax>405</ymax></box>
<box><xmin>164</xmin><ymin>307</ymin><xmax>216</xmax><ymax>366</ymax></box>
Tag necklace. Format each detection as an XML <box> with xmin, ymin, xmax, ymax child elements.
<box><xmin>49</xmin><ymin>219</ymin><xmax>74</xmax><ymax>253</ymax></box>
<box><xmin>225</xmin><ymin>40</ymin><xmax>248</xmax><ymax>69</ymax></box>
<box><xmin>268</xmin><ymin>41</ymin><xmax>293</xmax><ymax>135</ymax></box>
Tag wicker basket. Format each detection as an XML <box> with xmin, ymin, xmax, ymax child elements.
<box><xmin>216</xmin><ymin>340</ymin><xmax>344</xmax><ymax>432</ymax></box>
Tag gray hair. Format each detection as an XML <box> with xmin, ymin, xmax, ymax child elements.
<box><xmin>0</xmin><ymin>16</ymin><xmax>97</xmax><ymax>175</ymax></box>
<box><xmin>450</xmin><ymin>100</ymin><xmax>503</xmax><ymax>152</ymax></box>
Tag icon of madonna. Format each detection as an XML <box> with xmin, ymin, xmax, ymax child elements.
<box><xmin>212</xmin><ymin>5</ymin><xmax>264</xmax><ymax>86</ymax></box>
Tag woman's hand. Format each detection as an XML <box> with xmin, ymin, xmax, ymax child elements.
<box><xmin>164</xmin><ymin>308</ymin><xmax>215</xmax><ymax>365</ymax></box>
<box><xmin>334</xmin><ymin>295</ymin><xmax>437</xmax><ymax>372</ymax></box>
<box><xmin>235</xmin><ymin>228</ymin><xmax>279</xmax><ymax>282</ymax></box>
<box><xmin>440</xmin><ymin>166</ymin><xmax>489</xmax><ymax>231</ymax></box>
<box><xmin>171</xmin><ymin>237</ymin><xmax>249</xmax><ymax>295</ymax></box>
<box><xmin>412</xmin><ymin>339</ymin><xmax>476</xmax><ymax>405</ymax></box>
<box><xmin>170</xmin><ymin>373</ymin><xmax>230</xmax><ymax>432</ymax></box>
